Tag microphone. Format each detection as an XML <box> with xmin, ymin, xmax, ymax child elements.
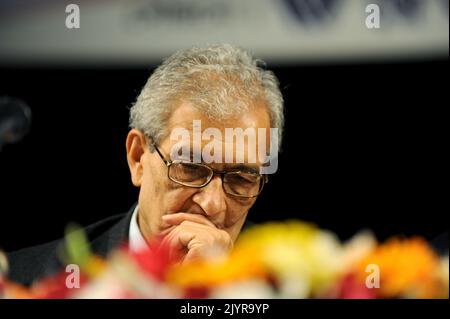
<box><xmin>0</xmin><ymin>96</ymin><xmax>32</xmax><ymax>151</ymax></box>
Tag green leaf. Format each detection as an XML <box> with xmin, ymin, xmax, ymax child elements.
<box><xmin>63</xmin><ymin>223</ymin><xmax>91</xmax><ymax>267</ymax></box>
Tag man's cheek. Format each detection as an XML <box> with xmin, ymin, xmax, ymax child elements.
<box><xmin>163</xmin><ymin>188</ymin><xmax>196</xmax><ymax>215</ymax></box>
<box><xmin>224</xmin><ymin>209</ymin><xmax>248</xmax><ymax>229</ymax></box>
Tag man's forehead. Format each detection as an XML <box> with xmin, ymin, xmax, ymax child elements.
<box><xmin>167</xmin><ymin>101</ymin><xmax>271</xmax><ymax>131</ymax></box>
<box><xmin>168</xmin><ymin>117</ymin><xmax>265</xmax><ymax>134</ymax></box>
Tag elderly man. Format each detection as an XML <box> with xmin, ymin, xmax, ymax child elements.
<box><xmin>7</xmin><ymin>44</ymin><xmax>284</xmax><ymax>286</ymax></box>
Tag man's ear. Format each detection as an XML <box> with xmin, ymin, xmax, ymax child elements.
<box><xmin>126</xmin><ymin>129</ymin><xmax>148</xmax><ymax>187</ymax></box>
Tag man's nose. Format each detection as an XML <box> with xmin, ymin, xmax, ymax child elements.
<box><xmin>192</xmin><ymin>175</ymin><xmax>227</xmax><ymax>217</ymax></box>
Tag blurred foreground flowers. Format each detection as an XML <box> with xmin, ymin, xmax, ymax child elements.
<box><xmin>0</xmin><ymin>221</ymin><xmax>448</xmax><ymax>299</ymax></box>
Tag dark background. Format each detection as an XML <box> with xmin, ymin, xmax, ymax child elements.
<box><xmin>0</xmin><ymin>58</ymin><xmax>447</xmax><ymax>252</ymax></box>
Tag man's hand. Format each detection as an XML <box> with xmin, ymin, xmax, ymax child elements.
<box><xmin>159</xmin><ymin>213</ymin><xmax>233</xmax><ymax>263</ymax></box>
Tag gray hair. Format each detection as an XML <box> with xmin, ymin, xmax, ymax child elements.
<box><xmin>129</xmin><ymin>44</ymin><xmax>284</xmax><ymax>147</ymax></box>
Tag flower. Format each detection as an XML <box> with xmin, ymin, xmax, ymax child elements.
<box><xmin>163</xmin><ymin>220</ymin><xmax>347</xmax><ymax>298</ymax></box>
<box><xmin>330</xmin><ymin>272</ymin><xmax>377</xmax><ymax>299</ymax></box>
<box><xmin>1</xmin><ymin>220</ymin><xmax>448</xmax><ymax>299</ymax></box>
<box><xmin>166</xmin><ymin>244</ymin><xmax>270</xmax><ymax>295</ymax></box>
<box><xmin>353</xmin><ymin>237</ymin><xmax>447</xmax><ymax>298</ymax></box>
<box><xmin>0</xmin><ymin>250</ymin><xmax>8</xmax><ymax>298</ymax></box>
<box><xmin>230</xmin><ymin>221</ymin><xmax>346</xmax><ymax>297</ymax></box>
<box><xmin>438</xmin><ymin>256</ymin><xmax>449</xmax><ymax>298</ymax></box>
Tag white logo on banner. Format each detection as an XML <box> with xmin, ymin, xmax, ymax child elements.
<box><xmin>366</xmin><ymin>4</ymin><xmax>381</xmax><ymax>29</ymax></box>
<box><xmin>65</xmin><ymin>4</ymin><xmax>80</xmax><ymax>29</ymax></box>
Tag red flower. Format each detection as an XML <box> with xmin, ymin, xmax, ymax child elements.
<box><xmin>127</xmin><ymin>239</ymin><xmax>178</xmax><ymax>282</ymax></box>
<box><xmin>333</xmin><ymin>272</ymin><xmax>377</xmax><ymax>299</ymax></box>
<box><xmin>183</xmin><ymin>286</ymin><xmax>210</xmax><ymax>299</ymax></box>
<box><xmin>31</xmin><ymin>271</ymin><xmax>88</xmax><ymax>299</ymax></box>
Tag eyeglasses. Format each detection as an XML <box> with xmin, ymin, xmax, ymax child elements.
<box><xmin>152</xmin><ymin>143</ymin><xmax>268</xmax><ymax>199</ymax></box>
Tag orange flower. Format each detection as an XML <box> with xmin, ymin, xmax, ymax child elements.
<box><xmin>355</xmin><ymin>237</ymin><xmax>445</xmax><ymax>298</ymax></box>
<box><xmin>3</xmin><ymin>280</ymin><xmax>34</xmax><ymax>299</ymax></box>
<box><xmin>83</xmin><ymin>255</ymin><xmax>107</xmax><ymax>278</ymax></box>
<box><xmin>166</xmin><ymin>245</ymin><xmax>268</xmax><ymax>288</ymax></box>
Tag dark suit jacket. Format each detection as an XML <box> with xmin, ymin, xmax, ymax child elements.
<box><xmin>7</xmin><ymin>204</ymin><xmax>136</xmax><ymax>287</ymax></box>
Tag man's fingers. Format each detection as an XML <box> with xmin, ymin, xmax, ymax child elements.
<box><xmin>160</xmin><ymin>225</ymin><xmax>194</xmax><ymax>259</ymax></box>
<box><xmin>155</xmin><ymin>225</ymin><xmax>176</xmax><ymax>238</ymax></box>
<box><xmin>159</xmin><ymin>220</ymin><xmax>232</xmax><ymax>262</ymax></box>
<box><xmin>162</xmin><ymin>221</ymin><xmax>205</xmax><ymax>249</ymax></box>
<box><xmin>161</xmin><ymin>212</ymin><xmax>216</xmax><ymax>228</ymax></box>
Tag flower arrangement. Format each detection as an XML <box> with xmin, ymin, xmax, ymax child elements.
<box><xmin>1</xmin><ymin>221</ymin><xmax>448</xmax><ymax>299</ymax></box>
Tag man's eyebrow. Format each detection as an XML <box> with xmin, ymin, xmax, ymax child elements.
<box><xmin>223</xmin><ymin>164</ymin><xmax>260</xmax><ymax>174</ymax></box>
<box><xmin>173</xmin><ymin>148</ymin><xmax>260</xmax><ymax>173</ymax></box>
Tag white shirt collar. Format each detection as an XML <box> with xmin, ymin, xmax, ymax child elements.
<box><xmin>128</xmin><ymin>204</ymin><xmax>148</xmax><ymax>253</ymax></box>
